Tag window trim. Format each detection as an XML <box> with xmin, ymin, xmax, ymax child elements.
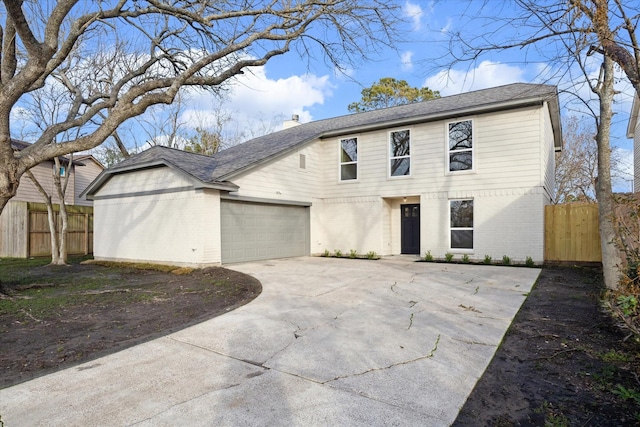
<box><xmin>449</xmin><ymin>198</ymin><xmax>474</xmax><ymax>252</ymax></box>
<box><xmin>388</xmin><ymin>128</ymin><xmax>411</xmax><ymax>178</ymax></box>
<box><xmin>339</xmin><ymin>136</ymin><xmax>358</xmax><ymax>182</ymax></box>
<box><xmin>446</xmin><ymin>118</ymin><xmax>475</xmax><ymax>174</ymax></box>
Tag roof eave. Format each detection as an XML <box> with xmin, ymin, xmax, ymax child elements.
<box><xmin>322</xmin><ymin>95</ymin><xmax>559</xmax><ymax>139</ymax></box>
<box><xmin>81</xmin><ymin>159</ymin><xmax>237</xmax><ymax>200</ymax></box>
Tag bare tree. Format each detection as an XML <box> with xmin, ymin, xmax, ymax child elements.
<box><xmin>14</xmin><ymin>59</ymin><xmax>78</xmax><ymax>265</ymax></box>
<box><xmin>138</xmin><ymin>92</ymin><xmax>190</xmax><ymax>150</ymax></box>
<box><xmin>555</xmin><ymin>115</ymin><xmax>625</xmax><ymax>203</ymax></box>
<box><xmin>24</xmin><ymin>155</ymin><xmax>72</xmax><ymax>265</ymax></box>
<box><xmin>0</xmin><ymin>0</ymin><xmax>400</xmax><ymax>214</ymax></box>
<box><xmin>440</xmin><ymin>0</ymin><xmax>639</xmax><ymax>289</ymax></box>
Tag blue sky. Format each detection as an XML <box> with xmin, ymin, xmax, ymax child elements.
<box><xmin>138</xmin><ymin>1</ymin><xmax>636</xmax><ymax>191</ymax></box>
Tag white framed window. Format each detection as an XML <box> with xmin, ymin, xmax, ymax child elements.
<box><xmin>447</xmin><ymin>119</ymin><xmax>473</xmax><ymax>172</ymax></box>
<box><xmin>450</xmin><ymin>199</ymin><xmax>474</xmax><ymax>250</ymax></box>
<box><xmin>340</xmin><ymin>137</ymin><xmax>358</xmax><ymax>181</ymax></box>
<box><xmin>390</xmin><ymin>129</ymin><xmax>410</xmax><ymax>177</ymax></box>
<box><xmin>299</xmin><ymin>153</ymin><xmax>306</xmax><ymax>170</ymax></box>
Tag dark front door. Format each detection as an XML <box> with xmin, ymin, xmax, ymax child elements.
<box><xmin>401</xmin><ymin>204</ymin><xmax>420</xmax><ymax>254</ymax></box>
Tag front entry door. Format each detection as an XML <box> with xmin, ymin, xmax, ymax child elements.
<box><xmin>401</xmin><ymin>204</ymin><xmax>420</xmax><ymax>254</ymax></box>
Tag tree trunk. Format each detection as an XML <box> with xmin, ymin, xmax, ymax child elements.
<box><xmin>595</xmin><ymin>55</ymin><xmax>621</xmax><ymax>290</ymax></box>
<box><xmin>52</xmin><ymin>157</ymin><xmax>69</xmax><ymax>265</ymax></box>
<box><xmin>55</xmin><ymin>183</ymin><xmax>68</xmax><ymax>265</ymax></box>
<box><xmin>45</xmin><ymin>201</ymin><xmax>61</xmax><ymax>265</ymax></box>
<box><xmin>24</xmin><ymin>168</ymin><xmax>66</xmax><ymax>265</ymax></box>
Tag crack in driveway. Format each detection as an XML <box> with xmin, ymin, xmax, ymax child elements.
<box><xmin>323</xmin><ymin>334</ymin><xmax>442</xmax><ymax>384</ymax></box>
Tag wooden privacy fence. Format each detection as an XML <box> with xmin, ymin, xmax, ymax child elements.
<box><xmin>27</xmin><ymin>203</ymin><xmax>93</xmax><ymax>257</ymax></box>
<box><xmin>545</xmin><ymin>203</ymin><xmax>601</xmax><ymax>263</ymax></box>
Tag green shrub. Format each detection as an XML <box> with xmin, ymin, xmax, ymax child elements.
<box><xmin>349</xmin><ymin>249</ymin><xmax>357</xmax><ymax>259</ymax></box>
<box><xmin>335</xmin><ymin>249</ymin><xmax>342</xmax><ymax>258</ymax></box>
<box><xmin>461</xmin><ymin>254</ymin><xmax>470</xmax><ymax>263</ymax></box>
<box><xmin>445</xmin><ymin>253</ymin><xmax>454</xmax><ymax>262</ymax></box>
<box><xmin>366</xmin><ymin>251</ymin><xmax>377</xmax><ymax>260</ymax></box>
<box><xmin>322</xmin><ymin>249</ymin><xmax>330</xmax><ymax>257</ymax></box>
<box><xmin>483</xmin><ymin>254</ymin><xmax>492</xmax><ymax>265</ymax></box>
<box><xmin>424</xmin><ymin>250</ymin><xmax>434</xmax><ymax>262</ymax></box>
<box><xmin>525</xmin><ymin>256</ymin><xmax>535</xmax><ymax>267</ymax></box>
<box><xmin>502</xmin><ymin>255</ymin><xmax>511</xmax><ymax>266</ymax></box>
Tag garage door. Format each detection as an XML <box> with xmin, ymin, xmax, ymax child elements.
<box><xmin>221</xmin><ymin>200</ymin><xmax>310</xmax><ymax>263</ymax></box>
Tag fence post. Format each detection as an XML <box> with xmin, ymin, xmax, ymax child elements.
<box><xmin>85</xmin><ymin>213</ymin><xmax>89</xmax><ymax>255</ymax></box>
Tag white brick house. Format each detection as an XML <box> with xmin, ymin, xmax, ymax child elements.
<box><xmin>83</xmin><ymin>83</ymin><xmax>562</xmax><ymax>266</ymax></box>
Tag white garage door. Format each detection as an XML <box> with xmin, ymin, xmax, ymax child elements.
<box><xmin>221</xmin><ymin>200</ymin><xmax>310</xmax><ymax>263</ymax></box>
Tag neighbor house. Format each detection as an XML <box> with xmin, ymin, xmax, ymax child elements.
<box><xmin>0</xmin><ymin>140</ymin><xmax>104</xmax><ymax>257</ymax></box>
<box><xmin>627</xmin><ymin>94</ymin><xmax>640</xmax><ymax>192</ymax></box>
<box><xmin>83</xmin><ymin>83</ymin><xmax>562</xmax><ymax>267</ymax></box>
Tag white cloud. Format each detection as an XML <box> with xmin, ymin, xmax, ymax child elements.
<box><xmin>228</xmin><ymin>66</ymin><xmax>329</xmax><ymax>116</ymax></box>
<box><xmin>401</xmin><ymin>51</ymin><xmax>414</xmax><ymax>72</ymax></box>
<box><xmin>176</xmin><ymin>65</ymin><xmax>332</xmax><ymax>141</ymax></box>
<box><xmin>423</xmin><ymin>61</ymin><xmax>527</xmax><ymax>95</ymax></box>
<box><xmin>440</xmin><ymin>18</ymin><xmax>452</xmax><ymax>33</ymax></box>
<box><xmin>333</xmin><ymin>64</ymin><xmax>355</xmax><ymax>80</ymax></box>
<box><xmin>403</xmin><ymin>2</ymin><xmax>424</xmax><ymax>31</ymax></box>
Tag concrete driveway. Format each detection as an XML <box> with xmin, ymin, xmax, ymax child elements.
<box><xmin>0</xmin><ymin>257</ymin><xmax>540</xmax><ymax>426</ymax></box>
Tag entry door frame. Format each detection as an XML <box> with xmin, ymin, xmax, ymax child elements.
<box><xmin>400</xmin><ymin>203</ymin><xmax>420</xmax><ymax>254</ymax></box>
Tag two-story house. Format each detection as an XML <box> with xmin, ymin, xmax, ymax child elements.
<box><xmin>83</xmin><ymin>83</ymin><xmax>562</xmax><ymax>267</ymax></box>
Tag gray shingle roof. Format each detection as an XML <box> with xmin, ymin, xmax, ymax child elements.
<box><xmin>95</xmin><ymin>83</ymin><xmax>560</xmax><ymax>191</ymax></box>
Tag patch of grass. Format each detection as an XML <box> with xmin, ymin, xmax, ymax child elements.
<box><xmin>171</xmin><ymin>267</ymin><xmax>195</xmax><ymax>275</ymax></box>
<box><xmin>601</xmin><ymin>350</ymin><xmax>633</xmax><ymax>363</ymax></box>
<box><xmin>85</xmin><ymin>260</ymin><xmax>178</xmax><ymax>273</ymax></box>
<box><xmin>613</xmin><ymin>385</ymin><xmax>640</xmax><ymax>405</ymax></box>
<box><xmin>591</xmin><ymin>364</ymin><xmax>618</xmax><ymax>390</ymax></box>
<box><xmin>0</xmin><ymin>256</ymin><xmax>198</xmax><ymax>320</ymax></box>
<box><xmin>534</xmin><ymin>401</ymin><xmax>569</xmax><ymax>427</ymax></box>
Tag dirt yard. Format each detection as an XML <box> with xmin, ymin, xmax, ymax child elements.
<box><xmin>454</xmin><ymin>266</ymin><xmax>640</xmax><ymax>426</ymax></box>
<box><xmin>0</xmin><ymin>258</ymin><xmax>261</xmax><ymax>388</ymax></box>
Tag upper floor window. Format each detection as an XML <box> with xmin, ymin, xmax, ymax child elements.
<box><xmin>340</xmin><ymin>137</ymin><xmax>357</xmax><ymax>180</ymax></box>
<box><xmin>448</xmin><ymin>120</ymin><xmax>473</xmax><ymax>172</ymax></box>
<box><xmin>390</xmin><ymin>129</ymin><xmax>410</xmax><ymax>177</ymax></box>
